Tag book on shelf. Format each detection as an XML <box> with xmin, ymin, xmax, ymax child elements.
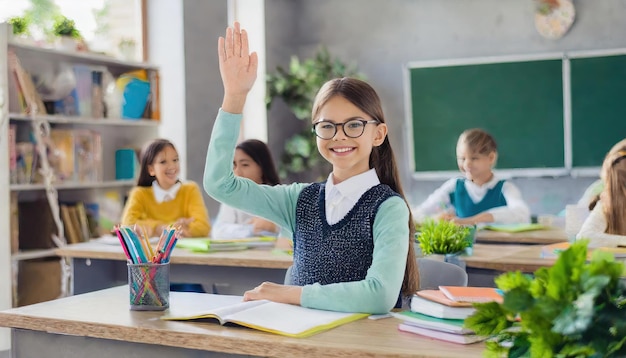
<box><xmin>18</xmin><ymin>199</ymin><xmax>57</xmax><ymax>250</ymax></box>
<box><xmin>398</xmin><ymin>323</ymin><xmax>486</xmax><ymax>345</ymax></box>
<box><xmin>10</xmin><ymin>193</ymin><xmax>19</xmax><ymax>254</ymax></box>
<box><xmin>8</xmin><ymin>50</ymin><xmax>46</xmax><ymax>115</ymax></box>
<box><xmin>161</xmin><ymin>296</ymin><xmax>368</xmax><ymax>338</ymax></box>
<box><xmin>391</xmin><ymin>311</ymin><xmax>473</xmax><ymax>335</ymax></box>
<box><xmin>410</xmin><ymin>292</ymin><xmax>476</xmax><ymax>320</ymax></box>
<box><xmin>9</xmin><ymin>124</ymin><xmax>17</xmax><ymax>184</ymax></box>
<box><xmin>439</xmin><ymin>286</ymin><xmax>503</xmax><ymax>304</ymax></box>
<box><xmin>60</xmin><ymin>204</ymin><xmax>81</xmax><ymax>245</ymax></box>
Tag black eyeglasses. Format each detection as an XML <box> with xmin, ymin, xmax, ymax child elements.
<box><xmin>312</xmin><ymin>118</ymin><xmax>380</xmax><ymax>140</ymax></box>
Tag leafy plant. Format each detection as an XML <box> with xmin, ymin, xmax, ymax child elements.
<box><xmin>266</xmin><ymin>47</ymin><xmax>364</xmax><ymax>180</ymax></box>
<box><xmin>416</xmin><ymin>219</ymin><xmax>472</xmax><ymax>255</ymax></box>
<box><xmin>8</xmin><ymin>16</ymin><xmax>30</xmax><ymax>36</ymax></box>
<box><xmin>466</xmin><ymin>240</ymin><xmax>626</xmax><ymax>358</ymax></box>
<box><xmin>52</xmin><ymin>16</ymin><xmax>81</xmax><ymax>39</ymax></box>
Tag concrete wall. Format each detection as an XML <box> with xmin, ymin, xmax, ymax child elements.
<box><xmin>182</xmin><ymin>0</ymin><xmax>626</xmax><ymax>217</ymax></box>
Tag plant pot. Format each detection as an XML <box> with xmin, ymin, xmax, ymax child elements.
<box><xmin>444</xmin><ymin>252</ymin><xmax>466</xmax><ymax>270</ymax></box>
<box><xmin>56</xmin><ymin>36</ymin><xmax>77</xmax><ymax>52</ymax></box>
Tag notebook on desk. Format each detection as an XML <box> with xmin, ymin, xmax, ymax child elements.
<box><xmin>482</xmin><ymin>223</ymin><xmax>546</xmax><ymax>233</ymax></box>
<box><xmin>161</xmin><ymin>296</ymin><xmax>368</xmax><ymax>338</ymax></box>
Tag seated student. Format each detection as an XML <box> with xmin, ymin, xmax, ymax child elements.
<box><xmin>414</xmin><ymin>128</ymin><xmax>531</xmax><ymax>226</ymax></box>
<box><xmin>576</xmin><ymin>140</ymin><xmax>626</xmax><ymax>248</ymax></box>
<box><xmin>204</xmin><ymin>22</ymin><xmax>418</xmax><ymax>314</ymax></box>
<box><xmin>121</xmin><ymin>138</ymin><xmax>211</xmax><ymax>238</ymax></box>
<box><xmin>212</xmin><ymin>139</ymin><xmax>281</xmax><ymax>238</ymax></box>
<box><xmin>576</xmin><ymin>138</ymin><xmax>626</xmax><ymax>211</ymax></box>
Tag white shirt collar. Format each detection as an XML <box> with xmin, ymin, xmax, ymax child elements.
<box><xmin>326</xmin><ymin>169</ymin><xmax>380</xmax><ymax>208</ymax></box>
<box><xmin>465</xmin><ymin>173</ymin><xmax>500</xmax><ymax>190</ymax></box>
<box><xmin>152</xmin><ymin>181</ymin><xmax>182</xmax><ymax>203</ymax></box>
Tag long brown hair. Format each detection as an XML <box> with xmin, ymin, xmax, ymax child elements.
<box><xmin>236</xmin><ymin>139</ymin><xmax>280</xmax><ymax>185</ymax></box>
<box><xmin>602</xmin><ymin>145</ymin><xmax>626</xmax><ymax>235</ymax></box>
<box><xmin>311</xmin><ymin>77</ymin><xmax>419</xmax><ymax>295</ymax></box>
<box><xmin>137</xmin><ymin>139</ymin><xmax>178</xmax><ymax>187</ymax></box>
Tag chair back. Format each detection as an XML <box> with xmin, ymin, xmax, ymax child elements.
<box><xmin>284</xmin><ymin>265</ymin><xmax>293</xmax><ymax>285</ymax></box>
<box><xmin>417</xmin><ymin>258</ymin><xmax>468</xmax><ymax>290</ymax></box>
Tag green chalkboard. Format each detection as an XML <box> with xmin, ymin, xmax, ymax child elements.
<box><xmin>570</xmin><ymin>54</ymin><xmax>626</xmax><ymax>167</ymax></box>
<box><xmin>409</xmin><ymin>59</ymin><xmax>565</xmax><ymax>172</ymax></box>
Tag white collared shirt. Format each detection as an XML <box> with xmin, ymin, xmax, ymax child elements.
<box><xmin>413</xmin><ymin>174</ymin><xmax>530</xmax><ymax>224</ymax></box>
<box><xmin>324</xmin><ymin>168</ymin><xmax>381</xmax><ymax>225</ymax></box>
<box><xmin>152</xmin><ymin>180</ymin><xmax>182</xmax><ymax>203</ymax></box>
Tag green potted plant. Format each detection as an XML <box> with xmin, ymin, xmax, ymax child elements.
<box><xmin>416</xmin><ymin>219</ymin><xmax>472</xmax><ymax>267</ymax></box>
<box><xmin>8</xmin><ymin>16</ymin><xmax>30</xmax><ymax>38</ymax></box>
<box><xmin>52</xmin><ymin>16</ymin><xmax>81</xmax><ymax>51</ymax></box>
<box><xmin>465</xmin><ymin>240</ymin><xmax>626</xmax><ymax>357</ymax></box>
<box><xmin>266</xmin><ymin>47</ymin><xmax>364</xmax><ymax>181</ymax></box>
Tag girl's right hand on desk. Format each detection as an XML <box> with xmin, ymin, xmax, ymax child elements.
<box><xmin>243</xmin><ymin>282</ymin><xmax>302</xmax><ymax>305</ymax></box>
<box><xmin>218</xmin><ymin>21</ymin><xmax>258</xmax><ymax>114</ymax></box>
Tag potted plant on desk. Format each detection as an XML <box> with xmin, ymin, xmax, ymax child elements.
<box><xmin>416</xmin><ymin>219</ymin><xmax>473</xmax><ymax>268</ymax></box>
<box><xmin>466</xmin><ymin>240</ymin><xmax>626</xmax><ymax>357</ymax></box>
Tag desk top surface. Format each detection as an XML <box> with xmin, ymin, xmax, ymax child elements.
<box><xmin>55</xmin><ymin>241</ymin><xmax>293</xmax><ymax>269</ymax></box>
<box><xmin>56</xmin><ymin>241</ymin><xmax>558</xmax><ymax>274</ymax></box>
<box><xmin>0</xmin><ymin>286</ymin><xmax>485</xmax><ymax>357</ymax></box>
<box><xmin>475</xmin><ymin>228</ymin><xmax>567</xmax><ymax>245</ymax></box>
<box><xmin>467</xmin><ymin>244</ymin><xmax>556</xmax><ymax>272</ymax></box>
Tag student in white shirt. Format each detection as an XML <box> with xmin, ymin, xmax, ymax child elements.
<box><xmin>577</xmin><ymin>140</ymin><xmax>626</xmax><ymax>247</ymax></box>
<box><xmin>414</xmin><ymin>129</ymin><xmax>530</xmax><ymax>226</ymax></box>
<box><xmin>212</xmin><ymin>139</ymin><xmax>281</xmax><ymax>238</ymax></box>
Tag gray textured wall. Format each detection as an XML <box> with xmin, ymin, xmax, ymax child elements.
<box><xmin>183</xmin><ymin>0</ymin><xmax>228</xmax><ymax>216</ymax></box>
<box><xmin>184</xmin><ymin>0</ymin><xmax>626</xmax><ymax>217</ymax></box>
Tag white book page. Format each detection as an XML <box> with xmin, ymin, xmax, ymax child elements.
<box><xmin>224</xmin><ymin>302</ymin><xmax>356</xmax><ymax>335</ymax></box>
<box><xmin>162</xmin><ymin>293</ymin><xmax>246</xmax><ymax>322</ymax></box>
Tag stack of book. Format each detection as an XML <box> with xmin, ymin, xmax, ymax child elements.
<box><xmin>393</xmin><ymin>286</ymin><xmax>502</xmax><ymax>344</ymax></box>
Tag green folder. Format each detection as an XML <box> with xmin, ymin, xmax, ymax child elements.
<box><xmin>482</xmin><ymin>223</ymin><xmax>546</xmax><ymax>233</ymax></box>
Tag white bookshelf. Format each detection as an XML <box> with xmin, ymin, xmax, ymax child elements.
<box><xmin>0</xmin><ymin>23</ymin><xmax>161</xmax><ymax>350</ymax></box>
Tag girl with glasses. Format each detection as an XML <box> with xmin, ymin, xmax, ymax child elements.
<box><xmin>204</xmin><ymin>22</ymin><xmax>418</xmax><ymax>314</ymax></box>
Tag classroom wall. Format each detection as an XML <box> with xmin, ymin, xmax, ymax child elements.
<box><xmin>182</xmin><ymin>0</ymin><xmax>228</xmax><ymax>216</ymax></box>
<box><xmin>181</xmin><ymin>0</ymin><xmax>626</xmax><ymax>217</ymax></box>
<box><xmin>262</xmin><ymin>0</ymin><xmax>626</xmax><ymax>215</ymax></box>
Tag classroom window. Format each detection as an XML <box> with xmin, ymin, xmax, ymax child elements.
<box><xmin>1</xmin><ymin>0</ymin><xmax>145</xmax><ymax>61</ymax></box>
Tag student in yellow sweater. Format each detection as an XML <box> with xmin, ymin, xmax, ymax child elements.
<box><xmin>121</xmin><ymin>139</ymin><xmax>210</xmax><ymax>237</ymax></box>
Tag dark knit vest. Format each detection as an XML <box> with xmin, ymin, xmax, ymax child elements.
<box><xmin>290</xmin><ymin>182</ymin><xmax>399</xmax><ymax>286</ymax></box>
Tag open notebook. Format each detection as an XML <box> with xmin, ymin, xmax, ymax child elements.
<box><xmin>161</xmin><ymin>296</ymin><xmax>368</xmax><ymax>338</ymax></box>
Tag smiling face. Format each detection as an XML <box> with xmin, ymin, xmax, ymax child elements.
<box><xmin>314</xmin><ymin>95</ymin><xmax>387</xmax><ymax>183</ymax></box>
<box><xmin>148</xmin><ymin>145</ymin><xmax>180</xmax><ymax>190</ymax></box>
<box><xmin>233</xmin><ymin>148</ymin><xmax>263</xmax><ymax>184</ymax></box>
<box><xmin>456</xmin><ymin>142</ymin><xmax>496</xmax><ymax>184</ymax></box>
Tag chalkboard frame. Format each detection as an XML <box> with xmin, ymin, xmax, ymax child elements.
<box><xmin>404</xmin><ymin>49</ymin><xmax>626</xmax><ymax>179</ymax></box>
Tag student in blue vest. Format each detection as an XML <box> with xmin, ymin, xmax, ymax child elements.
<box><xmin>204</xmin><ymin>22</ymin><xmax>418</xmax><ymax>314</ymax></box>
<box><xmin>414</xmin><ymin>129</ymin><xmax>530</xmax><ymax>226</ymax></box>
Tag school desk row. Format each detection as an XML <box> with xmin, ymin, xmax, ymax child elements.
<box><xmin>54</xmin><ymin>240</ymin><xmax>558</xmax><ymax>295</ymax></box>
<box><xmin>0</xmin><ymin>285</ymin><xmax>485</xmax><ymax>357</ymax></box>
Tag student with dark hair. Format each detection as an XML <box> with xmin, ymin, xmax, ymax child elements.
<box><xmin>121</xmin><ymin>138</ymin><xmax>210</xmax><ymax>237</ymax></box>
<box><xmin>203</xmin><ymin>22</ymin><xmax>418</xmax><ymax>314</ymax></box>
<box><xmin>212</xmin><ymin>139</ymin><xmax>281</xmax><ymax>238</ymax></box>
<box><xmin>414</xmin><ymin>128</ymin><xmax>530</xmax><ymax>226</ymax></box>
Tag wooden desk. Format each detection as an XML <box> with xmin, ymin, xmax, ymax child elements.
<box><xmin>0</xmin><ymin>286</ymin><xmax>485</xmax><ymax>358</ymax></box>
<box><xmin>55</xmin><ymin>242</ymin><xmax>293</xmax><ymax>295</ymax></box>
<box><xmin>475</xmin><ymin>229</ymin><xmax>567</xmax><ymax>245</ymax></box>
<box><xmin>466</xmin><ymin>244</ymin><xmax>555</xmax><ymax>273</ymax></box>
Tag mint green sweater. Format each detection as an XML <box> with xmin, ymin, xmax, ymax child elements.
<box><xmin>203</xmin><ymin>110</ymin><xmax>409</xmax><ymax>314</ymax></box>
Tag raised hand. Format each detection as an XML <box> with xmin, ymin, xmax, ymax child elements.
<box><xmin>218</xmin><ymin>22</ymin><xmax>258</xmax><ymax>114</ymax></box>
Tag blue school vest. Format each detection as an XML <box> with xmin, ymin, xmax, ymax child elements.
<box><xmin>449</xmin><ymin>179</ymin><xmax>507</xmax><ymax>218</ymax></box>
